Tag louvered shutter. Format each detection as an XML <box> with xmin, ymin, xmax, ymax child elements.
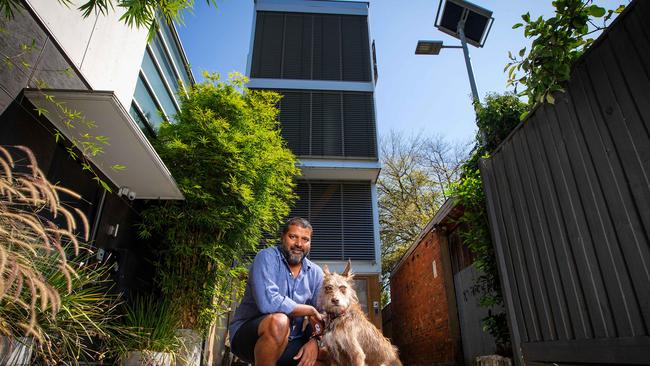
<box><xmin>252</xmin><ymin>12</ymin><xmax>284</xmax><ymax>78</ymax></box>
<box><xmin>341</xmin><ymin>182</ymin><xmax>374</xmax><ymax>260</ymax></box>
<box><xmin>288</xmin><ymin>182</ymin><xmax>375</xmax><ymax>261</ymax></box>
<box><xmin>272</xmin><ymin>90</ymin><xmax>377</xmax><ymax>158</ymax></box>
<box><xmin>341</xmin><ymin>15</ymin><xmax>371</xmax><ymax>82</ymax></box>
<box><xmin>283</xmin><ymin>14</ymin><xmax>312</xmax><ymax>79</ymax></box>
<box><xmin>278</xmin><ymin>91</ymin><xmax>310</xmax><ymax>155</ymax></box>
<box><xmin>343</xmin><ymin>93</ymin><xmax>376</xmax><ymax>157</ymax></box>
<box><xmin>309</xmin><ymin>182</ymin><xmax>343</xmax><ymax>259</ymax></box>
<box><xmin>311</xmin><ymin>92</ymin><xmax>343</xmax><ymax>157</ymax></box>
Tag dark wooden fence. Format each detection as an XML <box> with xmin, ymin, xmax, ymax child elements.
<box><xmin>480</xmin><ymin>1</ymin><xmax>650</xmax><ymax>364</ymax></box>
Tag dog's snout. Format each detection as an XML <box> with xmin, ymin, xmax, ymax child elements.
<box><xmin>331</xmin><ymin>298</ymin><xmax>339</xmax><ymax>305</ymax></box>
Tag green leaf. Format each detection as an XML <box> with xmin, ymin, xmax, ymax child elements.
<box><xmin>546</xmin><ymin>93</ymin><xmax>555</xmax><ymax>104</ymax></box>
<box><xmin>518</xmin><ymin>47</ymin><xmax>526</xmax><ymax>57</ymax></box>
<box><xmin>512</xmin><ymin>23</ymin><xmax>523</xmax><ymax>29</ymax></box>
<box><xmin>520</xmin><ymin>111</ymin><xmax>529</xmax><ymax>121</ymax></box>
<box><xmin>522</xmin><ymin>12</ymin><xmax>530</xmax><ymax>22</ymax></box>
<box><xmin>111</xmin><ymin>164</ymin><xmax>126</xmax><ymax>171</ymax></box>
<box><xmin>615</xmin><ymin>4</ymin><xmax>625</xmax><ymax>13</ymax></box>
<box><xmin>35</xmin><ymin>107</ymin><xmax>49</xmax><ymax>116</ymax></box>
<box><xmin>588</xmin><ymin>5</ymin><xmax>606</xmax><ymax>17</ymax></box>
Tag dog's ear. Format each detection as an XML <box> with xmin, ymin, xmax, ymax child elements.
<box><xmin>341</xmin><ymin>259</ymin><xmax>353</xmax><ymax>278</ymax></box>
<box><xmin>322</xmin><ymin>264</ymin><xmax>330</xmax><ymax>275</ymax></box>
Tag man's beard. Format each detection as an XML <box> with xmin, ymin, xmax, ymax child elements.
<box><xmin>282</xmin><ymin>245</ymin><xmax>308</xmax><ymax>265</ymax></box>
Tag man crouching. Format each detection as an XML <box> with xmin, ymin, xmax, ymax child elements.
<box><xmin>229</xmin><ymin>217</ymin><xmax>327</xmax><ymax>366</ymax></box>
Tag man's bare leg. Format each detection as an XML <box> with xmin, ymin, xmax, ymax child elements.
<box><xmin>254</xmin><ymin>313</ymin><xmax>290</xmax><ymax>366</ymax></box>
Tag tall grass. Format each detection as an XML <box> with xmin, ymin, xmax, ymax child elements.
<box><xmin>0</xmin><ymin>145</ymin><xmax>88</xmax><ymax>337</ymax></box>
<box><xmin>121</xmin><ymin>295</ymin><xmax>181</xmax><ymax>357</ymax></box>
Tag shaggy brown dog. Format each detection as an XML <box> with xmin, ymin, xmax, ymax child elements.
<box><xmin>319</xmin><ymin>261</ymin><xmax>402</xmax><ymax>366</ymax></box>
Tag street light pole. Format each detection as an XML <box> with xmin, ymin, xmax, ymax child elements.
<box><xmin>457</xmin><ymin>17</ymin><xmax>480</xmax><ymax>104</ymax></box>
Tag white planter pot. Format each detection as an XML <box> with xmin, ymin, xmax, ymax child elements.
<box><xmin>0</xmin><ymin>337</ymin><xmax>33</xmax><ymax>366</ymax></box>
<box><xmin>123</xmin><ymin>351</ymin><xmax>172</xmax><ymax>366</ymax></box>
<box><xmin>176</xmin><ymin>329</ymin><xmax>202</xmax><ymax>366</ymax></box>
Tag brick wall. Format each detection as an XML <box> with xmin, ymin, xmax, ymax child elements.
<box><xmin>389</xmin><ymin>229</ymin><xmax>460</xmax><ymax>366</ymax></box>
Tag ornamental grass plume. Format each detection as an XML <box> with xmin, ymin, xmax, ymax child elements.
<box><xmin>0</xmin><ymin>145</ymin><xmax>89</xmax><ymax>338</ymax></box>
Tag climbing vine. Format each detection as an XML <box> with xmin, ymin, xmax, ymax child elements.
<box><xmin>505</xmin><ymin>0</ymin><xmax>625</xmax><ymax>110</ymax></box>
<box><xmin>450</xmin><ymin>94</ymin><xmax>527</xmax><ymax>354</ymax></box>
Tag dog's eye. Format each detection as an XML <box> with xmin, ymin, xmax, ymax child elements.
<box><xmin>339</xmin><ymin>286</ymin><xmax>347</xmax><ymax>292</ymax></box>
<box><xmin>325</xmin><ymin>285</ymin><xmax>333</xmax><ymax>292</ymax></box>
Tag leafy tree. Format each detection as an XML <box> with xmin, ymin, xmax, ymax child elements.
<box><xmin>506</xmin><ymin>0</ymin><xmax>625</xmax><ymax>108</ymax></box>
<box><xmin>0</xmin><ymin>0</ymin><xmax>215</xmax><ymax>38</ymax></box>
<box><xmin>138</xmin><ymin>73</ymin><xmax>299</xmax><ymax>332</ymax></box>
<box><xmin>378</xmin><ymin>131</ymin><xmax>468</xmax><ymax>300</ymax></box>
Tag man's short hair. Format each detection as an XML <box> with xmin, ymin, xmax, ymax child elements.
<box><xmin>282</xmin><ymin>217</ymin><xmax>312</xmax><ymax>234</ymax></box>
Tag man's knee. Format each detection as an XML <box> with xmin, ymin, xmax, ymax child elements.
<box><xmin>260</xmin><ymin>313</ymin><xmax>290</xmax><ymax>345</ymax></box>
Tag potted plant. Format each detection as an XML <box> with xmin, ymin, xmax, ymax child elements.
<box><xmin>121</xmin><ymin>295</ymin><xmax>181</xmax><ymax>366</ymax></box>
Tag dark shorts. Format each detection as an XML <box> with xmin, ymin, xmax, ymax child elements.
<box><xmin>231</xmin><ymin>314</ymin><xmax>310</xmax><ymax>366</ymax></box>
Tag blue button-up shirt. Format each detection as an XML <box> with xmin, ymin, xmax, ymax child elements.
<box><xmin>229</xmin><ymin>246</ymin><xmax>324</xmax><ymax>342</ymax></box>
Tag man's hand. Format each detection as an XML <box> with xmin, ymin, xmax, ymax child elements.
<box><xmin>290</xmin><ymin>304</ymin><xmax>323</xmax><ymax>322</ymax></box>
<box><xmin>293</xmin><ymin>338</ymin><xmax>319</xmax><ymax>366</ymax></box>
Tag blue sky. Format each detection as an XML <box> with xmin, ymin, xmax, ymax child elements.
<box><xmin>177</xmin><ymin>0</ymin><xmax>625</xmax><ymax>144</ymax></box>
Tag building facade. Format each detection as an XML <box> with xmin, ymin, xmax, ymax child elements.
<box><xmin>247</xmin><ymin>0</ymin><xmax>382</xmax><ymax>327</ymax></box>
<box><xmin>0</xmin><ymin>1</ymin><xmax>191</xmax><ymax>294</ymax></box>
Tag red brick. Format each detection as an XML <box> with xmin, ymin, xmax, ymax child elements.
<box><xmin>388</xmin><ymin>230</ymin><xmax>459</xmax><ymax>366</ymax></box>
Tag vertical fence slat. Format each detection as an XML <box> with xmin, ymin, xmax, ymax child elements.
<box><xmin>513</xmin><ymin>126</ymin><xmax>573</xmax><ymax>341</ymax></box>
<box><xmin>523</xmin><ymin>117</ymin><xmax>589</xmax><ymax>341</ymax></box>
<box><xmin>492</xmin><ymin>152</ymin><xmax>542</xmax><ymax>342</ymax></box>
<box><xmin>505</xmin><ymin>132</ymin><xmax>559</xmax><ymax>341</ymax></box>
<box><xmin>538</xmin><ymin>103</ymin><xmax>614</xmax><ymax>338</ymax></box>
<box><xmin>572</xmin><ymin>61</ymin><xmax>646</xmax><ymax>337</ymax></box>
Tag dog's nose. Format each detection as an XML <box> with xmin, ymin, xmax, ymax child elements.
<box><xmin>331</xmin><ymin>298</ymin><xmax>339</xmax><ymax>305</ymax></box>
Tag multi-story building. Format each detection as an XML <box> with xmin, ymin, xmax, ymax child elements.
<box><xmin>247</xmin><ymin>0</ymin><xmax>383</xmax><ymax>327</ymax></box>
<box><xmin>0</xmin><ymin>1</ymin><xmax>191</xmax><ymax>293</ymax></box>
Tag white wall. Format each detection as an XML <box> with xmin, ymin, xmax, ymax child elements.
<box><xmin>26</xmin><ymin>0</ymin><xmax>148</xmax><ymax>107</ymax></box>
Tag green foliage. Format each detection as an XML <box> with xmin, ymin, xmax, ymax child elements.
<box><xmin>0</xmin><ymin>0</ymin><xmax>216</xmax><ymax>40</ymax></box>
<box><xmin>1</xmin><ymin>249</ymin><xmax>127</xmax><ymax>365</ymax></box>
<box><xmin>506</xmin><ymin>0</ymin><xmax>624</xmax><ymax>107</ymax></box>
<box><xmin>121</xmin><ymin>296</ymin><xmax>181</xmax><ymax>355</ymax></box>
<box><xmin>138</xmin><ymin>73</ymin><xmax>299</xmax><ymax>332</ymax></box>
<box><xmin>450</xmin><ymin>93</ymin><xmax>527</xmax><ymax>354</ymax></box>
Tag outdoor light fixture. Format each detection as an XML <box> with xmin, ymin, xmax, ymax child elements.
<box><xmin>435</xmin><ymin>0</ymin><xmax>493</xmax><ymax>48</ymax></box>
<box><xmin>415</xmin><ymin>0</ymin><xmax>494</xmax><ymax>103</ymax></box>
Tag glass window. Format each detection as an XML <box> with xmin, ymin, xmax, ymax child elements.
<box><xmin>353</xmin><ymin>278</ymin><xmax>369</xmax><ymax>315</ymax></box>
<box><xmin>133</xmin><ymin>75</ymin><xmax>165</xmax><ymax>131</ymax></box>
<box><xmin>150</xmin><ymin>35</ymin><xmax>183</xmax><ymax>104</ymax></box>
<box><xmin>158</xmin><ymin>21</ymin><xmax>192</xmax><ymax>89</ymax></box>
<box><xmin>129</xmin><ymin>104</ymin><xmax>154</xmax><ymax>137</ymax></box>
<box><xmin>141</xmin><ymin>52</ymin><xmax>178</xmax><ymax>119</ymax></box>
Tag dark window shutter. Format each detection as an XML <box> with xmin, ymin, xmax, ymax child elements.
<box><xmin>252</xmin><ymin>12</ymin><xmax>284</xmax><ymax>78</ymax></box>
<box><xmin>341</xmin><ymin>16</ymin><xmax>371</xmax><ymax>82</ymax></box>
<box><xmin>278</xmin><ymin>91</ymin><xmax>311</xmax><ymax>155</ymax></box>
<box><xmin>288</xmin><ymin>182</ymin><xmax>375</xmax><ymax>261</ymax></box>
<box><xmin>341</xmin><ymin>182</ymin><xmax>374</xmax><ymax>260</ymax></box>
<box><xmin>311</xmin><ymin>92</ymin><xmax>343</xmax><ymax>156</ymax></box>
<box><xmin>343</xmin><ymin>93</ymin><xmax>376</xmax><ymax>157</ymax></box>
<box><xmin>272</xmin><ymin>90</ymin><xmax>377</xmax><ymax>159</ymax></box>
<box><xmin>322</xmin><ymin>15</ymin><xmax>342</xmax><ymax>80</ymax></box>
<box><xmin>283</xmin><ymin>14</ymin><xmax>312</xmax><ymax>79</ymax></box>
<box><xmin>309</xmin><ymin>182</ymin><xmax>343</xmax><ymax>259</ymax></box>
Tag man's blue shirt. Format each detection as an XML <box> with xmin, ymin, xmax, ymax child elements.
<box><xmin>229</xmin><ymin>246</ymin><xmax>324</xmax><ymax>342</ymax></box>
